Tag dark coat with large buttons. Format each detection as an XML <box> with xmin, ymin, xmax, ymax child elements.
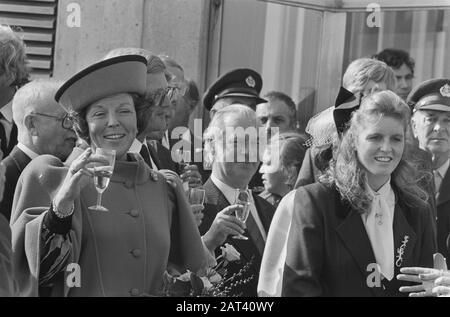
<box><xmin>282</xmin><ymin>182</ymin><xmax>436</xmax><ymax>297</ymax></box>
<box><xmin>10</xmin><ymin>153</ymin><xmax>206</xmax><ymax>296</ymax></box>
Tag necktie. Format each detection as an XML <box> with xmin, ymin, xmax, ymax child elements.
<box><xmin>239</xmin><ymin>190</ymin><xmax>266</xmax><ymax>256</ymax></box>
<box><xmin>434</xmin><ymin>170</ymin><xmax>443</xmax><ymax>196</ymax></box>
<box><xmin>365</xmin><ymin>191</ymin><xmax>395</xmax><ymax>281</ymax></box>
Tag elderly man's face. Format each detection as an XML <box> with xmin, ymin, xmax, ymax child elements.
<box><xmin>32</xmin><ymin>102</ymin><xmax>77</xmax><ymax>160</ymax></box>
<box><xmin>142</xmin><ymin>71</ymin><xmax>172</xmax><ymax>140</ymax></box>
<box><xmin>412</xmin><ymin>110</ymin><xmax>450</xmax><ymax>157</ymax></box>
<box><xmin>212</xmin><ymin>113</ymin><xmax>260</xmax><ymax>186</ymax></box>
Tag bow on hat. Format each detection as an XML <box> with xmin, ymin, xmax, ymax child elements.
<box><xmin>333</xmin><ymin>87</ymin><xmax>362</xmax><ymax>134</ymax></box>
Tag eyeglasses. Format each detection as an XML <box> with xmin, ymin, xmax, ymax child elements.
<box><xmin>33</xmin><ymin>112</ymin><xmax>74</xmax><ymax>129</ymax></box>
<box><xmin>149</xmin><ymin>85</ymin><xmax>187</xmax><ymax>108</ymax></box>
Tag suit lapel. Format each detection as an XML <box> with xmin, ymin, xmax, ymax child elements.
<box><xmin>252</xmin><ymin>194</ymin><xmax>274</xmax><ymax>233</ymax></box>
<box><xmin>392</xmin><ymin>202</ymin><xmax>417</xmax><ymax>272</ymax></box>
<box><xmin>335</xmin><ymin>197</ymin><xmax>383</xmax><ymax>296</ymax></box>
<box><xmin>146</xmin><ymin>141</ymin><xmax>162</xmax><ymax>169</ymax></box>
<box><xmin>437</xmin><ymin>167</ymin><xmax>450</xmax><ymax>206</ymax></box>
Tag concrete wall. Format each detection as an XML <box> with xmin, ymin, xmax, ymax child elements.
<box><xmin>54</xmin><ymin>0</ymin><xmax>209</xmax><ymax>91</ymax></box>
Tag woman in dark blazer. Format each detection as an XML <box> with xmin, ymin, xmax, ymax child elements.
<box><xmin>282</xmin><ymin>91</ymin><xmax>436</xmax><ymax>297</ymax></box>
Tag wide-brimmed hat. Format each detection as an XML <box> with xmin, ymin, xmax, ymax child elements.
<box><xmin>55</xmin><ymin>55</ymin><xmax>147</xmax><ymax>113</ymax></box>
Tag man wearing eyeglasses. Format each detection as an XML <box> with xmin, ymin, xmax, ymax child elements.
<box><xmin>409</xmin><ymin>78</ymin><xmax>450</xmax><ymax>265</ymax></box>
<box><xmin>0</xmin><ymin>79</ymin><xmax>77</xmax><ymax>221</ymax></box>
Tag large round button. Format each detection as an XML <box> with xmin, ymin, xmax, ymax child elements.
<box><xmin>124</xmin><ymin>180</ymin><xmax>134</xmax><ymax>188</ymax></box>
<box><xmin>130</xmin><ymin>249</ymin><xmax>141</xmax><ymax>258</ymax></box>
<box><xmin>130</xmin><ymin>288</ymin><xmax>140</xmax><ymax>296</ymax></box>
<box><xmin>129</xmin><ymin>209</ymin><xmax>139</xmax><ymax>217</ymax></box>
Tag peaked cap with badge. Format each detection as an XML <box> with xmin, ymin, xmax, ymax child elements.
<box><xmin>407</xmin><ymin>78</ymin><xmax>450</xmax><ymax>112</ymax></box>
<box><xmin>202</xmin><ymin>68</ymin><xmax>267</xmax><ymax>111</ymax></box>
<box><xmin>55</xmin><ymin>55</ymin><xmax>148</xmax><ymax>113</ymax></box>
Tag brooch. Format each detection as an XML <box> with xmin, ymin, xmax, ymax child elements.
<box><xmin>395</xmin><ymin>235</ymin><xmax>409</xmax><ymax>267</ymax></box>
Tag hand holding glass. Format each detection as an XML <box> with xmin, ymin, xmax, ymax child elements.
<box><xmin>88</xmin><ymin>148</ymin><xmax>116</xmax><ymax>211</ymax></box>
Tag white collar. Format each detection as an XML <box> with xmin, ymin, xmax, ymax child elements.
<box><xmin>366</xmin><ymin>178</ymin><xmax>392</xmax><ymax>198</ymax></box>
<box><xmin>17</xmin><ymin>143</ymin><xmax>39</xmax><ymax>160</ymax></box>
<box><xmin>128</xmin><ymin>138</ymin><xmax>143</xmax><ymax>153</ymax></box>
<box><xmin>0</xmin><ymin>100</ymin><xmax>13</xmax><ymax>123</ymax></box>
<box><xmin>435</xmin><ymin>159</ymin><xmax>450</xmax><ymax>179</ymax></box>
<box><xmin>211</xmin><ymin>173</ymin><xmax>249</xmax><ymax>204</ymax></box>
<box><xmin>362</xmin><ymin>177</ymin><xmax>395</xmax><ymax>221</ymax></box>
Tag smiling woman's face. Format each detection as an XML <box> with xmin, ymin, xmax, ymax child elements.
<box><xmin>86</xmin><ymin>93</ymin><xmax>137</xmax><ymax>160</ymax></box>
<box><xmin>356</xmin><ymin>116</ymin><xmax>404</xmax><ymax>190</ymax></box>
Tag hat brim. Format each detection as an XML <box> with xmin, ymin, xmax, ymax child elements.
<box><xmin>416</xmin><ymin>104</ymin><xmax>450</xmax><ymax>112</ymax></box>
<box><xmin>55</xmin><ymin>55</ymin><xmax>147</xmax><ymax>113</ymax></box>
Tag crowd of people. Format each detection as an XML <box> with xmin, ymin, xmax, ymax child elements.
<box><xmin>1</xmin><ymin>23</ymin><xmax>450</xmax><ymax>297</ymax></box>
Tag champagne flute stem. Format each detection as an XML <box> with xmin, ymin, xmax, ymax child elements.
<box><xmin>96</xmin><ymin>192</ymin><xmax>103</xmax><ymax>208</ymax></box>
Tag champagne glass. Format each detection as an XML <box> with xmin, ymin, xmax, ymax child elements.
<box><xmin>176</xmin><ymin>148</ymin><xmax>190</xmax><ymax>192</ymax></box>
<box><xmin>88</xmin><ymin>148</ymin><xmax>116</xmax><ymax>211</ymax></box>
<box><xmin>188</xmin><ymin>188</ymin><xmax>205</xmax><ymax>226</ymax></box>
<box><xmin>232</xmin><ymin>189</ymin><xmax>250</xmax><ymax>240</ymax></box>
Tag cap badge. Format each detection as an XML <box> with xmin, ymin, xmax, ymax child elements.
<box><xmin>245</xmin><ymin>76</ymin><xmax>256</xmax><ymax>88</ymax></box>
<box><xmin>440</xmin><ymin>84</ymin><xmax>450</xmax><ymax>97</ymax></box>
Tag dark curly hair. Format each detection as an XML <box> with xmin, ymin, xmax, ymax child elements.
<box><xmin>373</xmin><ymin>48</ymin><xmax>415</xmax><ymax>75</ymax></box>
<box><xmin>71</xmin><ymin>93</ymin><xmax>153</xmax><ymax>144</ymax></box>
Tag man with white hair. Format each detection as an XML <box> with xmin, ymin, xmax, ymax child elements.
<box><xmin>0</xmin><ymin>79</ymin><xmax>77</xmax><ymax>220</ymax></box>
<box><xmin>199</xmin><ymin>104</ymin><xmax>275</xmax><ymax>297</ymax></box>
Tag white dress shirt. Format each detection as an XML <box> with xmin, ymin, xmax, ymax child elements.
<box><xmin>361</xmin><ymin>179</ymin><xmax>395</xmax><ymax>281</ymax></box>
<box><xmin>17</xmin><ymin>143</ymin><xmax>39</xmax><ymax>160</ymax></box>
<box><xmin>211</xmin><ymin>174</ymin><xmax>267</xmax><ymax>241</ymax></box>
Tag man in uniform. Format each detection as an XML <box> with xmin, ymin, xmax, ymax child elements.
<box><xmin>409</xmin><ymin>78</ymin><xmax>450</xmax><ymax>264</ymax></box>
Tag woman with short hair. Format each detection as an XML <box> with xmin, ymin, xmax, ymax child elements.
<box><xmin>10</xmin><ymin>55</ymin><xmax>206</xmax><ymax>297</ymax></box>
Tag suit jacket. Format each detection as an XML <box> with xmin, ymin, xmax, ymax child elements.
<box><xmin>436</xmin><ymin>165</ymin><xmax>450</xmax><ymax>266</ymax></box>
<box><xmin>0</xmin><ymin>122</ymin><xmax>17</xmax><ymax>158</ymax></box>
<box><xmin>198</xmin><ymin>178</ymin><xmax>275</xmax><ymax>296</ymax></box>
<box><xmin>0</xmin><ymin>146</ymin><xmax>31</xmax><ymax>220</ymax></box>
<box><xmin>282</xmin><ymin>182</ymin><xmax>436</xmax><ymax>297</ymax></box>
<box><xmin>168</xmin><ymin>130</ymin><xmax>209</xmax><ymax>182</ymax></box>
<box><xmin>144</xmin><ymin>140</ymin><xmax>179</xmax><ymax>173</ymax></box>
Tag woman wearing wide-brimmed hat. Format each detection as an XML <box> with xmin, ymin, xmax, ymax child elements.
<box><xmin>10</xmin><ymin>55</ymin><xmax>206</xmax><ymax>296</ymax></box>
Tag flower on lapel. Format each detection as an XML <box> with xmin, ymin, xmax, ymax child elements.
<box><xmin>396</xmin><ymin>235</ymin><xmax>409</xmax><ymax>267</ymax></box>
<box><xmin>220</xmin><ymin>243</ymin><xmax>241</xmax><ymax>263</ymax></box>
